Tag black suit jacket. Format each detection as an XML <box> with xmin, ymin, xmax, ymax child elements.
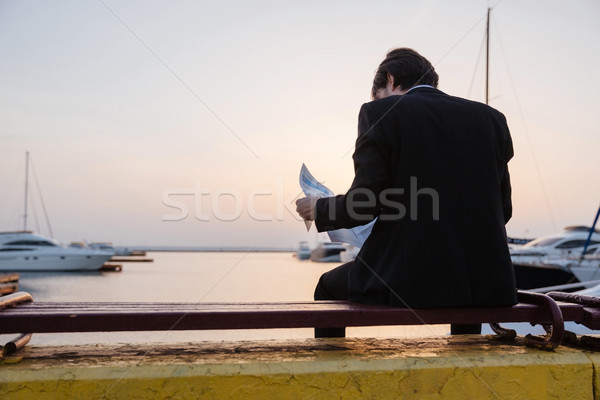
<box><xmin>315</xmin><ymin>87</ymin><xmax>517</xmax><ymax>308</ymax></box>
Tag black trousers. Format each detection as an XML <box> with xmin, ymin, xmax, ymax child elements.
<box><xmin>313</xmin><ymin>261</ymin><xmax>481</xmax><ymax>338</ymax></box>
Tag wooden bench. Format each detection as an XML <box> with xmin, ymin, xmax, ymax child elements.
<box><xmin>1</xmin><ymin>290</ymin><xmax>599</xmax><ymax>354</ymax></box>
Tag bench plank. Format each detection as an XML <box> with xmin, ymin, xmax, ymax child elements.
<box><xmin>0</xmin><ymin>300</ymin><xmax>584</xmax><ymax>334</ymax></box>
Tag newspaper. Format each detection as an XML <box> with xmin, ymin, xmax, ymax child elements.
<box><xmin>299</xmin><ymin>163</ymin><xmax>375</xmax><ymax>248</ymax></box>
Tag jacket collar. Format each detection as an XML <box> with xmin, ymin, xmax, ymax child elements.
<box><xmin>406</xmin><ymin>84</ymin><xmax>435</xmax><ymax>93</ymax></box>
<box><xmin>405</xmin><ymin>86</ymin><xmax>445</xmax><ymax>95</ymax></box>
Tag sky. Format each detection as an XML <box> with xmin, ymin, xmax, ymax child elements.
<box><xmin>0</xmin><ymin>0</ymin><xmax>599</xmax><ymax>248</ymax></box>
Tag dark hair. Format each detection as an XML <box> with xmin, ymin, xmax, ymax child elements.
<box><xmin>371</xmin><ymin>48</ymin><xmax>439</xmax><ymax>99</ymax></box>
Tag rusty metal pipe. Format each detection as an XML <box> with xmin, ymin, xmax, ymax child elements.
<box><xmin>2</xmin><ymin>333</ymin><xmax>33</xmax><ymax>356</ymax></box>
<box><xmin>518</xmin><ymin>291</ymin><xmax>564</xmax><ymax>350</ymax></box>
<box><xmin>489</xmin><ymin>323</ymin><xmax>517</xmax><ymax>340</ymax></box>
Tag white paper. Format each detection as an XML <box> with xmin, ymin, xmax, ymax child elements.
<box><xmin>299</xmin><ymin>163</ymin><xmax>335</xmax><ymax>197</ymax></box>
<box><xmin>299</xmin><ymin>163</ymin><xmax>335</xmax><ymax>231</ymax></box>
<box><xmin>299</xmin><ymin>163</ymin><xmax>375</xmax><ymax>248</ymax></box>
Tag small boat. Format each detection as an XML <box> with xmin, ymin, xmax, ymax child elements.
<box><xmin>295</xmin><ymin>241</ymin><xmax>310</xmax><ymax>260</ymax></box>
<box><xmin>310</xmin><ymin>242</ymin><xmax>345</xmax><ymax>263</ymax></box>
<box><xmin>89</xmin><ymin>242</ymin><xmax>137</xmax><ymax>256</ymax></box>
<box><xmin>88</xmin><ymin>242</ymin><xmax>117</xmax><ymax>255</ymax></box>
<box><xmin>0</xmin><ymin>231</ymin><xmax>113</xmax><ymax>272</ymax></box>
<box><xmin>71</xmin><ymin>241</ymin><xmax>143</xmax><ymax>256</ymax></box>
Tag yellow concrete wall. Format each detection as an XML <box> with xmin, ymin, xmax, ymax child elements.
<box><xmin>0</xmin><ymin>336</ymin><xmax>597</xmax><ymax>399</ymax></box>
<box><xmin>586</xmin><ymin>353</ymin><xmax>600</xmax><ymax>400</ymax></box>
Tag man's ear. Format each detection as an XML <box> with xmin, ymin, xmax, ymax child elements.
<box><xmin>386</xmin><ymin>73</ymin><xmax>406</xmax><ymax>95</ymax></box>
<box><xmin>386</xmin><ymin>73</ymin><xmax>395</xmax><ymax>89</ymax></box>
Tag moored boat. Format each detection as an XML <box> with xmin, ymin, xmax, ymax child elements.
<box><xmin>310</xmin><ymin>242</ymin><xmax>345</xmax><ymax>263</ymax></box>
<box><xmin>295</xmin><ymin>241</ymin><xmax>310</xmax><ymax>260</ymax></box>
<box><xmin>511</xmin><ymin>225</ymin><xmax>600</xmax><ymax>291</ymax></box>
<box><xmin>510</xmin><ymin>226</ymin><xmax>600</xmax><ymax>265</ymax></box>
<box><xmin>0</xmin><ymin>231</ymin><xmax>113</xmax><ymax>272</ymax></box>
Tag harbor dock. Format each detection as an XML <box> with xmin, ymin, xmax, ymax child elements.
<box><xmin>109</xmin><ymin>256</ymin><xmax>154</xmax><ymax>263</ymax></box>
<box><xmin>0</xmin><ymin>273</ymin><xmax>19</xmax><ymax>296</ymax></box>
<box><xmin>100</xmin><ymin>264</ymin><xmax>123</xmax><ymax>272</ymax></box>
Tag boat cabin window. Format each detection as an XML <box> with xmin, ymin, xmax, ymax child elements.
<box><xmin>0</xmin><ymin>248</ymin><xmax>34</xmax><ymax>251</ymax></box>
<box><xmin>4</xmin><ymin>240</ymin><xmax>57</xmax><ymax>247</ymax></box>
<box><xmin>556</xmin><ymin>240</ymin><xmax>600</xmax><ymax>249</ymax></box>
<box><xmin>523</xmin><ymin>237</ymin><xmax>562</xmax><ymax>248</ymax></box>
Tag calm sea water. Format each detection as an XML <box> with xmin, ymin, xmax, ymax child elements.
<box><xmin>3</xmin><ymin>252</ymin><xmax>450</xmax><ymax>346</ymax></box>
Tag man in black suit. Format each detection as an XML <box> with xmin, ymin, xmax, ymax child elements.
<box><xmin>296</xmin><ymin>48</ymin><xmax>517</xmax><ymax>337</ymax></box>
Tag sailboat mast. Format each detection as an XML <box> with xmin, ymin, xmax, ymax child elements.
<box><xmin>580</xmin><ymin>205</ymin><xmax>600</xmax><ymax>261</ymax></box>
<box><xmin>485</xmin><ymin>7</ymin><xmax>490</xmax><ymax>105</ymax></box>
<box><xmin>23</xmin><ymin>151</ymin><xmax>29</xmax><ymax>231</ymax></box>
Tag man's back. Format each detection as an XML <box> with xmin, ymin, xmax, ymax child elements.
<box><xmin>298</xmin><ymin>48</ymin><xmax>517</xmax><ymax>324</ymax></box>
<box><xmin>316</xmin><ymin>87</ymin><xmax>516</xmax><ymax>308</ymax></box>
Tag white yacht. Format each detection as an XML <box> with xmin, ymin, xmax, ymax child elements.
<box><xmin>0</xmin><ymin>231</ymin><xmax>114</xmax><ymax>272</ymax></box>
<box><xmin>536</xmin><ymin>250</ymin><xmax>600</xmax><ymax>295</ymax></box>
<box><xmin>511</xmin><ymin>226</ymin><xmax>600</xmax><ymax>264</ymax></box>
<box><xmin>537</xmin><ymin>246</ymin><xmax>600</xmax><ymax>284</ymax></box>
<box><xmin>511</xmin><ymin>226</ymin><xmax>600</xmax><ymax>290</ymax></box>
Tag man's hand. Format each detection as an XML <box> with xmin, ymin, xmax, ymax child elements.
<box><xmin>295</xmin><ymin>196</ymin><xmax>318</xmax><ymax>221</ymax></box>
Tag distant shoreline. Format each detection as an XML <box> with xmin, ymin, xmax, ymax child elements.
<box><xmin>133</xmin><ymin>247</ymin><xmax>295</xmax><ymax>253</ymax></box>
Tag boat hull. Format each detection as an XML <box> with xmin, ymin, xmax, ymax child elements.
<box><xmin>296</xmin><ymin>250</ymin><xmax>310</xmax><ymax>260</ymax></box>
<box><xmin>513</xmin><ymin>263</ymin><xmax>581</xmax><ymax>291</ymax></box>
<box><xmin>0</xmin><ymin>252</ymin><xmax>112</xmax><ymax>272</ymax></box>
<box><xmin>310</xmin><ymin>248</ymin><xmax>343</xmax><ymax>263</ymax></box>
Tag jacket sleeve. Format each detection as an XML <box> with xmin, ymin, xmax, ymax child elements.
<box><xmin>315</xmin><ymin>102</ymin><xmax>392</xmax><ymax>231</ymax></box>
<box><xmin>500</xmin><ymin>118</ymin><xmax>513</xmax><ymax>224</ymax></box>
